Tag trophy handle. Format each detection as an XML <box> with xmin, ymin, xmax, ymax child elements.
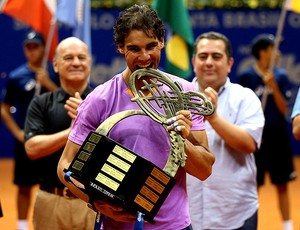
<box><xmin>93</xmin><ymin>69</ymin><xmax>214</xmax><ymax>177</ymax></box>
<box><xmin>96</xmin><ymin>110</ymin><xmax>146</xmax><ymax>136</ymax></box>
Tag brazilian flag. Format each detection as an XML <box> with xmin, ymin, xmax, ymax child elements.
<box><xmin>152</xmin><ymin>0</ymin><xmax>194</xmax><ymax>80</ymax></box>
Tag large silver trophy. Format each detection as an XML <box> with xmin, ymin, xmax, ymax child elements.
<box><xmin>64</xmin><ymin>68</ymin><xmax>214</xmax><ymax>223</ymax></box>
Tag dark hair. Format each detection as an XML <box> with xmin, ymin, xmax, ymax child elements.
<box><xmin>193</xmin><ymin>31</ymin><xmax>232</xmax><ymax>59</ymax></box>
<box><xmin>251</xmin><ymin>34</ymin><xmax>275</xmax><ymax>60</ymax></box>
<box><xmin>113</xmin><ymin>4</ymin><xmax>165</xmax><ymax>48</ymax></box>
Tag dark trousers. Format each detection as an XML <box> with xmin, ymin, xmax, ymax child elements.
<box><xmin>183</xmin><ymin>224</ymin><xmax>193</xmax><ymax>230</ymax></box>
<box><xmin>234</xmin><ymin>210</ymin><xmax>258</xmax><ymax>230</ymax></box>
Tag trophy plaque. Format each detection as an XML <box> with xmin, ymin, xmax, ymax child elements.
<box><xmin>65</xmin><ymin>131</ymin><xmax>176</xmax><ymax>223</ymax></box>
<box><xmin>64</xmin><ymin>68</ymin><xmax>214</xmax><ymax>223</ymax></box>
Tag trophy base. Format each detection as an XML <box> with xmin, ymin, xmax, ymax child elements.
<box><xmin>65</xmin><ymin>131</ymin><xmax>176</xmax><ymax>224</ymax></box>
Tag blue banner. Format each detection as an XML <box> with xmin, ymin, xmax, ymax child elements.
<box><xmin>1</xmin><ymin>8</ymin><xmax>300</xmax><ymax>157</ymax></box>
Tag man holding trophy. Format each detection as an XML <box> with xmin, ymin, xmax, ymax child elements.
<box><xmin>57</xmin><ymin>4</ymin><xmax>215</xmax><ymax>230</ymax></box>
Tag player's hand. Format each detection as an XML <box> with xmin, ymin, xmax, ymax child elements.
<box><xmin>93</xmin><ymin>200</ymin><xmax>136</xmax><ymax>223</ymax></box>
<box><xmin>35</xmin><ymin>68</ymin><xmax>50</xmax><ymax>87</ymax></box>
<box><xmin>262</xmin><ymin>71</ymin><xmax>276</xmax><ymax>87</ymax></box>
<box><xmin>167</xmin><ymin>110</ymin><xmax>192</xmax><ymax>139</ymax></box>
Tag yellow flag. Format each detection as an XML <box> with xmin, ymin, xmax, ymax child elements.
<box><xmin>166</xmin><ymin>35</ymin><xmax>189</xmax><ymax>72</ymax></box>
<box><xmin>152</xmin><ymin>0</ymin><xmax>194</xmax><ymax>79</ymax></box>
<box><xmin>285</xmin><ymin>0</ymin><xmax>300</xmax><ymax>13</ymax></box>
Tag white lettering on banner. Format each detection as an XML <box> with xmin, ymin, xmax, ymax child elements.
<box><xmin>13</xmin><ymin>20</ymin><xmax>29</xmax><ymax>30</ymax></box>
<box><xmin>223</xmin><ymin>11</ymin><xmax>280</xmax><ymax>28</ymax></box>
<box><xmin>90</xmin><ymin>57</ymin><xmax>126</xmax><ymax>85</ymax></box>
<box><xmin>288</xmin><ymin>13</ymin><xmax>300</xmax><ymax>28</ymax></box>
<box><xmin>281</xmin><ymin>55</ymin><xmax>300</xmax><ymax>84</ymax></box>
<box><xmin>236</xmin><ymin>57</ymin><xmax>255</xmax><ymax>75</ymax></box>
<box><xmin>91</xmin><ymin>13</ymin><xmax>115</xmax><ymax>30</ymax></box>
<box><xmin>190</xmin><ymin>12</ymin><xmax>220</xmax><ymax>29</ymax></box>
<box><xmin>190</xmin><ymin>11</ymin><xmax>282</xmax><ymax>29</ymax></box>
<box><xmin>238</xmin><ymin>45</ymin><xmax>251</xmax><ymax>55</ymax></box>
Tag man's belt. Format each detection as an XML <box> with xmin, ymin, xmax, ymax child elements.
<box><xmin>40</xmin><ymin>186</ymin><xmax>77</xmax><ymax>199</ymax></box>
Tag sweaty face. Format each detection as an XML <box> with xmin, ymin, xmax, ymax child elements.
<box><xmin>118</xmin><ymin>30</ymin><xmax>164</xmax><ymax>82</ymax></box>
<box><xmin>192</xmin><ymin>38</ymin><xmax>233</xmax><ymax>92</ymax></box>
<box><xmin>54</xmin><ymin>42</ymin><xmax>91</xmax><ymax>84</ymax></box>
